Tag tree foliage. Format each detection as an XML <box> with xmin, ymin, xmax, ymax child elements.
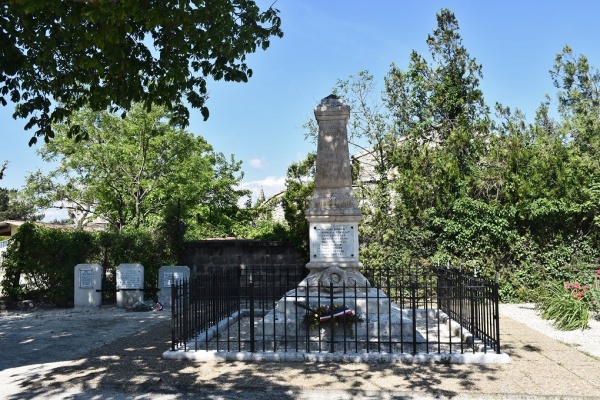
<box><xmin>1</xmin><ymin>222</ymin><xmax>98</xmax><ymax>305</ymax></box>
<box><xmin>281</xmin><ymin>152</ymin><xmax>315</xmax><ymax>257</ymax></box>
<box><xmin>1</xmin><ymin>222</ymin><xmax>172</xmax><ymax>305</ymax></box>
<box><xmin>287</xmin><ymin>8</ymin><xmax>600</xmax><ymax>301</ymax></box>
<box><xmin>23</xmin><ymin>104</ymin><xmax>247</xmax><ymax>234</ymax></box>
<box><xmin>0</xmin><ymin>187</ymin><xmax>42</xmax><ymax>221</ymax></box>
<box><xmin>0</xmin><ymin>0</ymin><xmax>283</xmax><ymax>144</ymax></box>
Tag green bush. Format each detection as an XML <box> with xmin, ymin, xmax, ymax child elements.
<box><xmin>1</xmin><ymin>223</ymin><xmax>174</xmax><ymax>306</ymax></box>
<box><xmin>1</xmin><ymin>223</ymin><xmax>98</xmax><ymax>306</ymax></box>
<box><xmin>536</xmin><ymin>275</ymin><xmax>600</xmax><ymax>330</ymax></box>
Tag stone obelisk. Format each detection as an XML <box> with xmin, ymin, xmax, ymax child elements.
<box><xmin>301</xmin><ymin>94</ymin><xmax>369</xmax><ymax>290</ymax></box>
<box><xmin>259</xmin><ymin>95</ymin><xmax>412</xmax><ymax>342</ymax></box>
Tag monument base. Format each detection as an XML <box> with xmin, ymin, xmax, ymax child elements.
<box><xmin>257</xmin><ymin>288</ymin><xmax>414</xmax><ymax>341</ymax></box>
<box><xmin>116</xmin><ymin>290</ymin><xmax>144</xmax><ymax>308</ymax></box>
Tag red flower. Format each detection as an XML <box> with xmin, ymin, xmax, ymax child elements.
<box><xmin>573</xmin><ymin>282</ymin><xmax>580</xmax><ymax>289</ymax></box>
<box><xmin>564</xmin><ymin>282</ymin><xmax>571</xmax><ymax>289</ymax></box>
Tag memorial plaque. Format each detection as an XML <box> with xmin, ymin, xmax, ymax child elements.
<box><xmin>163</xmin><ymin>271</ymin><xmax>182</xmax><ymax>288</ymax></box>
<box><xmin>79</xmin><ymin>269</ymin><xmax>93</xmax><ymax>288</ymax></box>
<box><xmin>311</xmin><ymin>223</ymin><xmax>356</xmax><ymax>259</ymax></box>
<box><xmin>117</xmin><ymin>267</ymin><xmax>142</xmax><ymax>289</ymax></box>
<box><xmin>115</xmin><ymin>263</ymin><xmax>144</xmax><ymax>308</ymax></box>
<box><xmin>74</xmin><ymin>264</ymin><xmax>102</xmax><ymax>307</ymax></box>
<box><xmin>158</xmin><ymin>266</ymin><xmax>189</xmax><ymax>307</ymax></box>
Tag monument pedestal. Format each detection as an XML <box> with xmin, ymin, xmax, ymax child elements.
<box><xmin>116</xmin><ymin>263</ymin><xmax>144</xmax><ymax>308</ymax></box>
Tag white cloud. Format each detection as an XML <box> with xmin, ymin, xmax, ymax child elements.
<box><xmin>248</xmin><ymin>158</ymin><xmax>267</xmax><ymax>170</ymax></box>
<box><xmin>238</xmin><ymin>176</ymin><xmax>286</xmax><ymax>204</ymax></box>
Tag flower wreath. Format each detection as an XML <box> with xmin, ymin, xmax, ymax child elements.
<box><xmin>295</xmin><ymin>301</ymin><xmax>363</xmax><ymax>332</ymax></box>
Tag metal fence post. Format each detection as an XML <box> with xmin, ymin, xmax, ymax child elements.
<box><xmin>411</xmin><ymin>273</ymin><xmax>417</xmax><ymax>355</ymax></box>
<box><xmin>494</xmin><ymin>272</ymin><xmax>501</xmax><ymax>353</ymax></box>
<box><xmin>329</xmin><ymin>281</ymin><xmax>335</xmax><ymax>353</ymax></box>
<box><xmin>171</xmin><ymin>281</ymin><xmax>177</xmax><ymax>351</ymax></box>
<box><xmin>182</xmin><ymin>279</ymin><xmax>188</xmax><ymax>351</ymax></box>
<box><xmin>249</xmin><ymin>272</ymin><xmax>255</xmax><ymax>353</ymax></box>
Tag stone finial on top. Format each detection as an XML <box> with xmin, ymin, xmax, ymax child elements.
<box><xmin>314</xmin><ymin>94</ymin><xmax>350</xmax><ymax>122</ymax></box>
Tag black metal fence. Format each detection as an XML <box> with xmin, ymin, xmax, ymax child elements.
<box><xmin>170</xmin><ymin>265</ymin><xmax>501</xmax><ymax>355</ymax></box>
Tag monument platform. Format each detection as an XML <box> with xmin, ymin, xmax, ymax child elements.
<box><xmin>258</xmin><ymin>287</ymin><xmax>414</xmax><ymax>340</ymax></box>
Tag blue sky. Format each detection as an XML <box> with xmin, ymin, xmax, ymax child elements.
<box><xmin>2</xmin><ymin>1</ymin><xmax>600</xmax><ymax>220</ymax></box>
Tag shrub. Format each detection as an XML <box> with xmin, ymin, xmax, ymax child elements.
<box><xmin>537</xmin><ymin>283</ymin><xmax>589</xmax><ymax>330</ymax></box>
<box><xmin>536</xmin><ymin>270</ymin><xmax>600</xmax><ymax>330</ymax></box>
<box><xmin>1</xmin><ymin>223</ymin><xmax>98</xmax><ymax>306</ymax></box>
<box><xmin>1</xmin><ymin>223</ymin><xmax>174</xmax><ymax>306</ymax></box>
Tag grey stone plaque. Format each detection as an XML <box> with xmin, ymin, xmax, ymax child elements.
<box><xmin>311</xmin><ymin>223</ymin><xmax>356</xmax><ymax>259</ymax></box>
<box><xmin>158</xmin><ymin>266</ymin><xmax>190</xmax><ymax>307</ymax></box>
<box><xmin>79</xmin><ymin>269</ymin><xmax>93</xmax><ymax>288</ymax></box>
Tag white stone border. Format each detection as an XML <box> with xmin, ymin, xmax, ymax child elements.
<box><xmin>162</xmin><ymin>348</ymin><xmax>511</xmax><ymax>364</ymax></box>
<box><xmin>163</xmin><ymin>308</ymin><xmax>510</xmax><ymax>364</ymax></box>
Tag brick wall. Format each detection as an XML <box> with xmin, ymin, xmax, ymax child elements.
<box><xmin>183</xmin><ymin>239</ymin><xmax>307</xmax><ymax>292</ymax></box>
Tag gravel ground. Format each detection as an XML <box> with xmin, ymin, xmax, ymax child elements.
<box><xmin>499</xmin><ymin>303</ymin><xmax>600</xmax><ymax>357</ymax></box>
<box><xmin>0</xmin><ymin>306</ymin><xmax>169</xmax><ymax>371</ymax></box>
<box><xmin>190</xmin><ymin>312</ymin><xmax>469</xmax><ymax>354</ymax></box>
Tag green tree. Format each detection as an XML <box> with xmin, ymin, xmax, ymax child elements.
<box><xmin>189</xmin><ymin>151</ymin><xmax>250</xmax><ymax>238</ymax></box>
<box><xmin>1</xmin><ymin>0</ymin><xmax>283</xmax><ymax>145</ymax></box>
<box><xmin>23</xmin><ymin>104</ymin><xmax>247</xmax><ymax>233</ymax></box>
<box><xmin>281</xmin><ymin>152</ymin><xmax>316</xmax><ymax>257</ymax></box>
<box><xmin>0</xmin><ymin>187</ymin><xmax>42</xmax><ymax>221</ymax></box>
<box><xmin>366</xmin><ymin>8</ymin><xmax>490</xmax><ymax>272</ymax></box>
<box><xmin>552</xmin><ymin>46</ymin><xmax>600</xmax><ymax>157</ymax></box>
<box><xmin>385</xmin><ymin>9</ymin><xmax>490</xmax><ymax>220</ymax></box>
<box><xmin>232</xmin><ymin>191</ymin><xmax>290</xmax><ymax>240</ymax></box>
<box><xmin>551</xmin><ymin>46</ymin><xmax>600</xmax><ymax>230</ymax></box>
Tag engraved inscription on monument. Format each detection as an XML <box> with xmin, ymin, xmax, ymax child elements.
<box><xmin>79</xmin><ymin>269</ymin><xmax>93</xmax><ymax>288</ymax></box>
<box><xmin>311</xmin><ymin>224</ymin><xmax>356</xmax><ymax>259</ymax></box>
<box><xmin>163</xmin><ymin>272</ymin><xmax>182</xmax><ymax>288</ymax></box>
<box><xmin>117</xmin><ymin>268</ymin><xmax>142</xmax><ymax>289</ymax></box>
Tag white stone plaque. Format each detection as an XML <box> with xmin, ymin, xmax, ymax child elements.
<box><xmin>116</xmin><ymin>267</ymin><xmax>142</xmax><ymax>289</ymax></box>
<box><xmin>311</xmin><ymin>223</ymin><xmax>357</xmax><ymax>259</ymax></box>
<box><xmin>79</xmin><ymin>269</ymin><xmax>93</xmax><ymax>288</ymax></box>
<box><xmin>116</xmin><ymin>263</ymin><xmax>144</xmax><ymax>308</ymax></box>
<box><xmin>74</xmin><ymin>264</ymin><xmax>102</xmax><ymax>307</ymax></box>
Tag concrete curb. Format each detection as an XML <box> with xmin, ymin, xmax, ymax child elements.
<box><xmin>162</xmin><ymin>349</ymin><xmax>511</xmax><ymax>364</ymax></box>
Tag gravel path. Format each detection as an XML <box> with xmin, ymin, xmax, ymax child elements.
<box><xmin>0</xmin><ymin>306</ymin><xmax>169</xmax><ymax>370</ymax></box>
<box><xmin>499</xmin><ymin>303</ymin><xmax>600</xmax><ymax>358</ymax></box>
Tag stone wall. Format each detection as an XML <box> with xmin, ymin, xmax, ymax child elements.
<box><xmin>183</xmin><ymin>239</ymin><xmax>306</xmax><ymax>291</ymax></box>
